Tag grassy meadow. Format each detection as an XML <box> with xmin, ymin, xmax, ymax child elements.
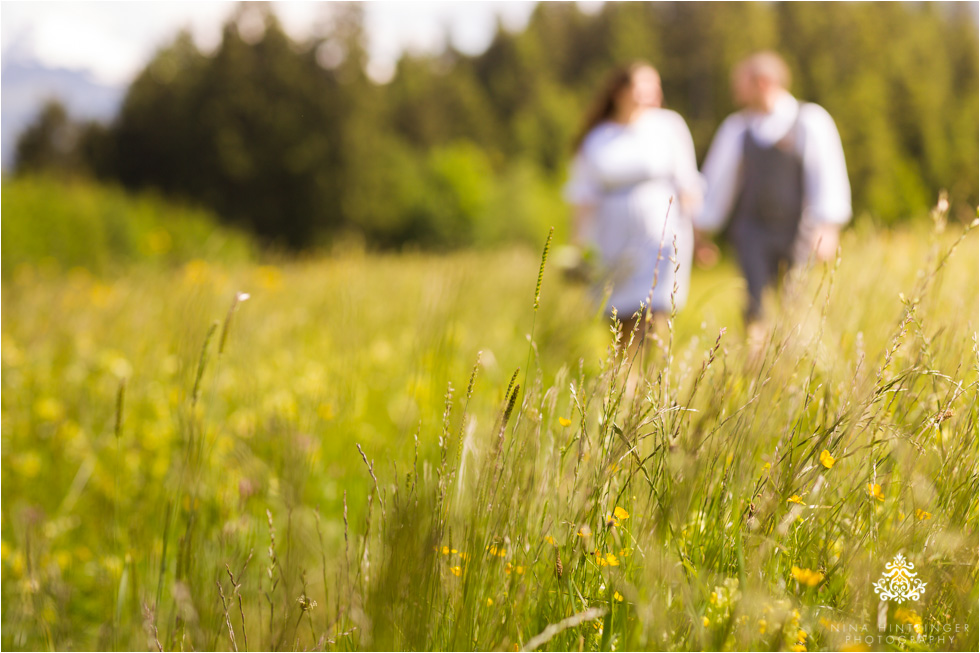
<box><xmin>1</xmin><ymin>182</ymin><xmax>978</xmax><ymax>651</ymax></box>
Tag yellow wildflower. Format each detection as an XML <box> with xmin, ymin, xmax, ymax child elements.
<box><xmin>545</xmin><ymin>536</ymin><xmax>556</xmax><ymax>545</ymax></box>
<box><xmin>702</xmin><ymin>615</ymin><xmax>711</xmax><ymax>627</ymax></box>
<box><xmin>577</xmin><ymin>525</ymin><xmax>592</xmax><ymax>538</ymax></box>
<box><xmin>619</xmin><ymin>547</ymin><xmax>632</xmax><ymax>557</ymax></box>
<box><xmin>558</xmin><ymin>417</ymin><xmax>572</xmax><ymax>427</ymax></box>
<box><xmin>791</xmin><ymin>566</ymin><xmax>825</xmax><ymax>587</ymax></box>
<box><xmin>867</xmin><ymin>483</ymin><xmax>884</xmax><ymax>501</ymax></box>
<box><xmin>34</xmin><ymin>397</ymin><xmax>65</xmax><ymax>422</ymax></box>
<box><xmin>758</xmin><ymin>618</ymin><xmax>768</xmax><ymax>634</ymax></box>
<box><xmin>183</xmin><ymin>259</ymin><xmax>210</xmax><ymax>284</ymax></box>
<box><xmin>791</xmin><ymin>626</ymin><xmax>808</xmax><ymax>650</ymax></box>
<box><xmin>442</xmin><ymin>546</ymin><xmax>451</xmax><ymax>555</ymax></box>
<box><xmin>605</xmin><ymin>513</ymin><xmax>619</xmax><ymax>528</ymax></box>
<box><xmin>316</xmin><ymin>403</ymin><xmax>335</xmax><ymax>421</ymax></box>
<box><xmin>613</xmin><ymin>591</ymin><xmax>624</xmax><ymax>602</ymax></box>
<box><xmin>787</xmin><ymin>495</ymin><xmax>805</xmax><ymax>505</ymax></box>
<box><xmin>450</xmin><ymin>566</ymin><xmax>462</xmax><ymax>577</ymax></box>
<box><xmin>613</xmin><ymin>506</ymin><xmax>629</xmax><ymax>521</ymax></box>
<box><xmin>15</xmin><ymin>453</ymin><xmax>41</xmax><ymax>479</ymax></box>
<box><xmin>256</xmin><ymin>265</ymin><xmax>283</xmax><ymax>290</ymax></box>
<box><xmin>486</xmin><ymin>597</ymin><xmax>494</xmax><ymax>607</ymax></box>
<box><xmin>915</xmin><ymin>509</ymin><xmax>932</xmax><ymax>520</ymax></box>
<box><xmin>895</xmin><ymin>607</ymin><xmax>922</xmax><ymax>631</ymax></box>
<box><xmin>592</xmin><ymin>550</ymin><xmax>619</xmax><ymax>567</ymax></box>
<box><xmin>819</xmin><ymin>450</ymin><xmax>835</xmax><ymax>469</ymax></box>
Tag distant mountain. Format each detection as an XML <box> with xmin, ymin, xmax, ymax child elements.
<box><xmin>1</xmin><ymin>57</ymin><xmax>125</xmax><ymax>170</ymax></box>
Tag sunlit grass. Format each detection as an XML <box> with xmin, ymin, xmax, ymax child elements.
<box><xmin>2</xmin><ymin>216</ymin><xmax>977</xmax><ymax>651</ymax></box>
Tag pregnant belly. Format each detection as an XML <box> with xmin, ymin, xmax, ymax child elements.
<box><xmin>631</xmin><ymin>183</ymin><xmax>677</xmax><ymax>235</ymax></box>
<box><xmin>596</xmin><ymin>183</ymin><xmax>675</xmax><ymax>246</ymax></box>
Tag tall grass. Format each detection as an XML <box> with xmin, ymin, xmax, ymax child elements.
<box><xmin>1</xmin><ymin>210</ymin><xmax>977</xmax><ymax>651</ymax></box>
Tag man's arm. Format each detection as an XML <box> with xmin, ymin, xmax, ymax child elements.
<box><xmin>799</xmin><ymin>104</ymin><xmax>852</xmax><ymax>262</ymax></box>
<box><xmin>808</xmin><ymin>223</ymin><xmax>840</xmax><ymax>262</ymax></box>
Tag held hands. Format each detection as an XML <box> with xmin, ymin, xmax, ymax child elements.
<box><xmin>809</xmin><ymin>223</ymin><xmax>840</xmax><ymax>262</ymax></box>
<box><xmin>693</xmin><ymin>229</ymin><xmax>720</xmax><ymax>268</ymax></box>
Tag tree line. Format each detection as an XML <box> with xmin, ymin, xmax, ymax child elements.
<box><xmin>14</xmin><ymin>1</ymin><xmax>979</xmax><ymax>249</ymax></box>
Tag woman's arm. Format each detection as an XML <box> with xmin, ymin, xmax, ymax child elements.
<box><xmin>675</xmin><ymin>114</ymin><xmax>705</xmax><ymax>219</ymax></box>
<box><xmin>564</xmin><ymin>147</ymin><xmax>601</xmax><ymax>249</ymax></box>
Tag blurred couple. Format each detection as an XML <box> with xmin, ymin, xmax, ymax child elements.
<box><xmin>564</xmin><ymin>52</ymin><xmax>851</xmax><ymax>348</ymax></box>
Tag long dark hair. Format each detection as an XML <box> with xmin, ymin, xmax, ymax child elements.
<box><xmin>572</xmin><ymin>60</ymin><xmax>655</xmax><ymax>152</ymax></box>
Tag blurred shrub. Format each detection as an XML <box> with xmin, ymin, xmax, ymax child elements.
<box><xmin>420</xmin><ymin>141</ymin><xmax>494</xmax><ymax>247</ymax></box>
<box><xmin>1</xmin><ymin>176</ymin><xmax>254</xmax><ymax>277</ymax></box>
<box><xmin>475</xmin><ymin>157</ymin><xmax>568</xmax><ymax>247</ymax></box>
<box><xmin>343</xmin><ymin>140</ymin><xmax>566</xmax><ymax>250</ymax></box>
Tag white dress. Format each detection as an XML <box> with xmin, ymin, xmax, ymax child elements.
<box><xmin>565</xmin><ymin>108</ymin><xmax>703</xmax><ymax>316</ymax></box>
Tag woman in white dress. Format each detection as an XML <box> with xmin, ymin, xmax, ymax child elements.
<box><xmin>564</xmin><ymin>62</ymin><xmax>703</xmax><ymax>346</ymax></box>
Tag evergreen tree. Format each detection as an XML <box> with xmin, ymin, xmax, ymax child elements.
<box><xmin>14</xmin><ymin>100</ymin><xmax>85</xmax><ymax>177</ymax></box>
<box><xmin>20</xmin><ymin>1</ymin><xmax>976</xmax><ymax>247</ymax></box>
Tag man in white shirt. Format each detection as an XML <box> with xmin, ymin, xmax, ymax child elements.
<box><xmin>695</xmin><ymin>51</ymin><xmax>851</xmax><ymax>323</ymax></box>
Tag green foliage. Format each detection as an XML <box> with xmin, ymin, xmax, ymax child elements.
<box><xmin>16</xmin><ymin>2</ymin><xmax>978</xmax><ymax>247</ymax></box>
<box><xmin>422</xmin><ymin>141</ymin><xmax>494</xmax><ymax>246</ymax></box>
<box><xmin>708</xmin><ymin>3</ymin><xmax>959</xmax><ymax>216</ymax></box>
<box><xmin>2</xmin><ymin>220</ymin><xmax>976</xmax><ymax>651</ymax></box>
<box><xmin>110</xmin><ymin>15</ymin><xmax>353</xmax><ymax>249</ymax></box>
<box><xmin>477</xmin><ymin>158</ymin><xmax>569</xmax><ymax>247</ymax></box>
<box><xmin>0</xmin><ymin>176</ymin><xmax>254</xmax><ymax>277</ymax></box>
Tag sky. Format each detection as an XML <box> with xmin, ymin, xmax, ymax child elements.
<box><xmin>0</xmin><ymin>1</ymin><xmax>583</xmax><ymax>85</ymax></box>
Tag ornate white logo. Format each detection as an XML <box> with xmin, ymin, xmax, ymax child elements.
<box><xmin>873</xmin><ymin>553</ymin><xmax>927</xmax><ymax>603</ymax></box>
